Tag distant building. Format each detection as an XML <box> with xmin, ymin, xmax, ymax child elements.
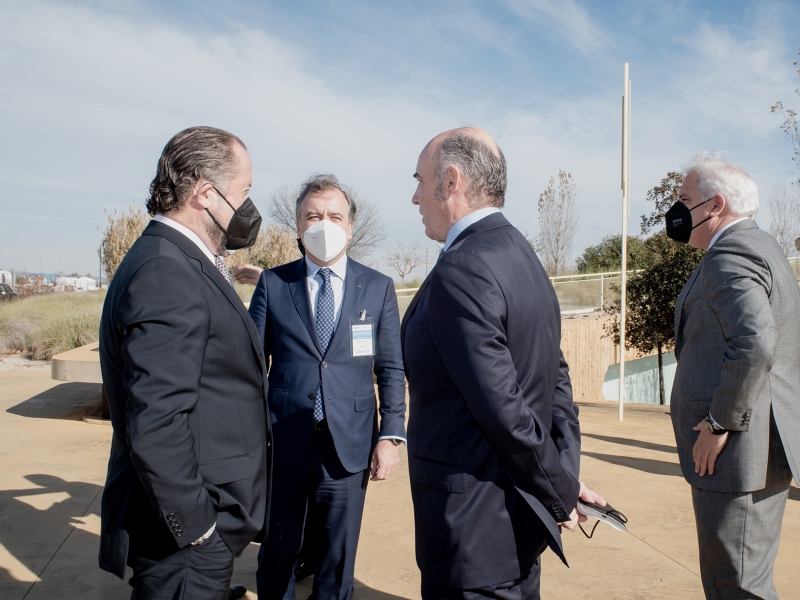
<box><xmin>54</xmin><ymin>276</ymin><xmax>98</xmax><ymax>293</ymax></box>
<box><xmin>0</xmin><ymin>269</ymin><xmax>12</xmax><ymax>286</ymax></box>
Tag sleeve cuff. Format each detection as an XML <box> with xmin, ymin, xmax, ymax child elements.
<box><xmin>191</xmin><ymin>522</ymin><xmax>216</xmax><ymax>546</ymax></box>
<box><xmin>378</xmin><ymin>436</ymin><xmax>406</xmax><ymax>445</ymax></box>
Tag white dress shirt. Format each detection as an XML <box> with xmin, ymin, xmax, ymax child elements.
<box><xmin>442</xmin><ymin>207</ymin><xmax>501</xmax><ymax>252</ymax></box>
<box><xmin>708</xmin><ymin>217</ymin><xmax>750</xmax><ymax>250</ymax></box>
<box><xmin>305</xmin><ymin>253</ymin><xmax>348</xmax><ymax>326</ymax></box>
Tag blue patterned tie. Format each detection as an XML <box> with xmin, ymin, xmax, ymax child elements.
<box><xmin>314</xmin><ymin>268</ymin><xmax>335</xmax><ymax>422</ymax></box>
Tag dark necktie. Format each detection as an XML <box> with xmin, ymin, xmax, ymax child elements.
<box><xmin>314</xmin><ymin>268</ymin><xmax>335</xmax><ymax>422</ymax></box>
<box><xmin>214</xmin><ymin>256</ymin><xmax>235</xmax><ymax>287</ymax></box>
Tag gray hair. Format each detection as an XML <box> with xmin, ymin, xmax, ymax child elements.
<box><xmin>683</xmin><ymin>151</ymin><xmax>759</xmax><ymax>218</ymax></box>
<box><xmin>294</xmin><ymin>173</ymin><xmax>357</xmax><ymax>222</ymax></box>
<box><xmin>147</xmin><ymin>126</ymin><xmax>246</xmax><ymax>216</ymax></box>
<box><xmin>435</xmin><ymin>133</ymin><xmax>507</xmax><ymax>208</ymax></box>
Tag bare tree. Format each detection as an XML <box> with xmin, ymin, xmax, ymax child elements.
<box><xmin>768</xmin><ymin>179</ymin><xmax>800</xmax><ymax>257</ymax></box>
<box><xmin>224</xmin><ymin>224</ymin><xmax>301</xmax><ymax>272</ymax></box>
<box><xmin>265</xmin><ymin>183</ymin><xmax>384</xmax><ymax>261</ymax></box>
<box><xmin>98</xmin><ymin>204</ymin><xmax>149</xmax><ymax>281</ymax></box>
<box><xmin>535</xmin><ymin>170</ymin><xmax>579</xmax><ymax>275</ymax></box>
<box><xmin>772</xmin><ymin>48</ymin><xmax>800</xmax><ymax>191</ymax></box>
<box><xmin>384</xmin><ymin>239</ymin><xmax>425</xmax><ymax>285</ymax></box>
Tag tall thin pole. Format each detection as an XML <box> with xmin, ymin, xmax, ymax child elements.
<box><xmin>619</xmin><ymin>63</ymin><xmax>631</xmax><ymax>421</ymax></box>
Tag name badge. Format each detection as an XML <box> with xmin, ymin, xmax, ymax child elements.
<box><xmin>349</xmin><ymin>314</ymin><xmax>375</xmax><ymax>357</ymax></box>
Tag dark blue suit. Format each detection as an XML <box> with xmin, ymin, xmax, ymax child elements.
<box><xmin>249</xmin><ymin>256</ymin><xmax>406</xmax><ymax>599</ymax></box>
<box><xmin>402</xmin><ymin>213</ymin><xmax>581</xmax><ymax>596</ymax></box>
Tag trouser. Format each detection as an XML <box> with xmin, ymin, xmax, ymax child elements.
<box><xmin>127</xmin><ymin>529</ymin><xmax>233</xmax><ymax>600</ymax></box>
<box><xmin>257</xmin><ymin>426</ymin><xmax>369</xmax><ymax>600</ymax></box>
<box><xmin>692</xmin><ymin>479</ymin><xmax>791</xmax><ymax>600</ymax></box>
<box><xmin>421</xmin><ymin>559</ymin><xmax>542</xmax><ymax>600</ymax></box>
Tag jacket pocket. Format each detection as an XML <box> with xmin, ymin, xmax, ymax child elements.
<box><xmin>269</xmin><ymin>388</ymin><xmax>288</xmax><ymax>406</ymax></box>
<box><xmin>355</xmin><ymin>392</ymin><xmax>376</xmax><ymax>412</ymax></box>
<box><xmin>199</xmin><ymin>454</ymin><xmax>253</xmax><ymax>485</ymax></box>
<box><xmin>409</xmin><ymin>454</ymin><xmax>470</xmax><ymax>493</ymax></box>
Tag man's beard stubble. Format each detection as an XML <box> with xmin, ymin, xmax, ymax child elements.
<box><xmin>203</xmin><ymin>210</ymin><xmax>228</xmax><ymax>256</ymax></box>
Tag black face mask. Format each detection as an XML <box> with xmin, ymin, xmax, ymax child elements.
<box><xmin>206</xmin><ymin>186</ymin><xmax>262</xmax><ymax>250</ymax></box>
<box><xmin>664</xmin><ymin>196</ymin><xmax>714</xmax><ymax>243</ymax></box>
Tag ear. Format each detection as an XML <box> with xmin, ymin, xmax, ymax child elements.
<box><xmin>440</xmin><ymin>165</ymin><xmax>461</xmax><ymax>200</ymax></box>
<box><xmin>194</xmin><ymin>182</ymin><xmax>215</xmax><ymax>210</ymax></box>
<box><xmin>345</xmin><ymin>218</ymin><xmax>354</xmax><ymax>240</ymax></box>
<box><xmin>711</xmin><ymin>194</ymin><xmax>727</xmax><ymax>215</ymax></box>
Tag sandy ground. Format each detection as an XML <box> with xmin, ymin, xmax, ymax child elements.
<box><xmin>0</xmin><ymin>370</ymin><xmax>798</xmax><ymax>599</ymax></box>
<box><xmin>0</xmin><ymin>354</ymin><xmax>51</xmax><ymax>372</ymax></box>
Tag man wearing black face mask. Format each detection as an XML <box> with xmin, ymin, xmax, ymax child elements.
<box><xmin>668</xmin><ymin>151</ymin><xmax>800</xmax><ymax>599</ymax></box>
<box><xmin>98</xmin><ymin>126</ymin><xmax>271</xmax><ymax>600</ymax></box>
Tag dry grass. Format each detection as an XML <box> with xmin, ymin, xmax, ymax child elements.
<box><xmin>0</xmin><ymin>291</ymin><xmax>105</xmax><ymax>360</ymax></box>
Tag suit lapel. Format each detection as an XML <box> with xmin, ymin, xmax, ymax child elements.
<box><xmin>674</xmin><ymin>261</ymin><xmax>703</xmax><ymax>356</ymax></box>
<box><xmin>325</xmin><ymin>259</ymin><xmax>365</xmax><ymax>356</ymax></box>
<box><xmin>288</xmin><ymin>260</ymin><xmax>324</xmax><ymax>357</ymax></box>
<box><xmin>143</xmin><ymin>221</ymin><xmax>268</xmax><ymax>375</ymax></box>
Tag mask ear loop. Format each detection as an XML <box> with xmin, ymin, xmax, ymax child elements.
<box><xmin>578</xmin><ymin>509</ymin><xmax>628</xmax><ymax>539</ymax></box>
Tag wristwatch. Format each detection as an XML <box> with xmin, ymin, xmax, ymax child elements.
<box><xmin>703</xmin><ymin>414</ymin><xmax>727</xmax><ymax>435</ymax></box>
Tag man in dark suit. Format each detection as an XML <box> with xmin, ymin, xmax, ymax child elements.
<box><xmin>402</xmin><ymin>128</ymin><xmax>602</xmax><ymax>599</ymax></box>
<box><xmin>248</xmin><ymin>174</ymin><xmax>407</xmax><ymax>600</ymax></box>
<box><xmin>99</xmin><ymin>126</ymin><xmax>271</xmax><ymax>600</ymax></box>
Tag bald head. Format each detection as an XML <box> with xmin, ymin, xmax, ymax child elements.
<box><xmin>421</xmin><ymin>127</ymin><xmax>506</xmax><ymax>209</ymax></box>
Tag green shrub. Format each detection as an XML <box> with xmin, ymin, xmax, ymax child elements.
<box><xmin>0</xmin><ymin>291</ymin><xmax>105</xmax><ymax>360</ymax></box>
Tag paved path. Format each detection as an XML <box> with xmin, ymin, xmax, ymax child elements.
<box><xmin>1</xmin><ymin>371</ymin><xmax>798</xmax><ymax>599</ymax></box>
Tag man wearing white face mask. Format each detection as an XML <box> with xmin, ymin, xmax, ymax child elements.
<box><xmin>246</xmin><ymin>173</ymin><xmax>407</xmax><ymax>600</ymax></box>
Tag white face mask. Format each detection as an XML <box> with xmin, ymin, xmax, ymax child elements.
<box><xmin>302</xmin><ymin>219</ymin><xmax>349</xmax><ymax>262</ymax></box>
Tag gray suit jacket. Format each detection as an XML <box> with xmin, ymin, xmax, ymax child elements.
<box><xmin>671</xmin><ymin>219</ymin><xmax>800</xmax><ymax>492</ymax></box>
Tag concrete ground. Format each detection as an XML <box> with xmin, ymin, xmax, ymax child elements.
<box><xmin>1</xmin><ymin>369</ymin><xmax>798</xmax><ymax>599</ymax></box>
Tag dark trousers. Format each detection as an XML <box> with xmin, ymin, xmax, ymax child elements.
<box><xmin>257</xmin><ymin>427</ymin><xmax>369</xmax><ymax>600</ymax></box>
<box><xmin>127</xmin><ymin>529</ymin><xmax>233</xmax><ymax>600</ymax></box>
<box><xmin>421</xmin><ymin>559</ymin><xmax>541</xmax><ymax>600</ymax></box>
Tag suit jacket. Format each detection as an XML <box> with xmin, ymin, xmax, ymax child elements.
<box><xmin>401</xmin><ymin>212</ymin><xmax>581</xmax><ymax>589</ymax></box>
<box><xmin>98</xmin><ymin>221</ymin><xmax>271</xmax><ymax>579</ymax></box>
<box><xmin>248</xmin><ymin>257</ymin><xmax>406</xmax><ymax>473</ymax></box>
<box><xmin>672</xmin><ymin>219</ymin><xmax>800</xmax><ymax>492</ymax></box>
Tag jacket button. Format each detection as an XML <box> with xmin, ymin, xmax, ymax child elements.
<box><xmin>322</xmin><ymin>361</ymin><xmax>328</xmax><ymax>368</ymax></box>
<box><xmin>308</xmin><ymin>393</ymin><xmax>316</xmax><ymax>399</ymax></box>
<box><xmin>175</xmin><ymin>532</ymin><xmax>182</xmax><ymax>537</ymax></box>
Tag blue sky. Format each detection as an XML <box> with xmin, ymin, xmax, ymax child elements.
<box><xmin>1</xmin><ymin>0</ymin><xmax>799</xmax><ymax>278</ymax></box>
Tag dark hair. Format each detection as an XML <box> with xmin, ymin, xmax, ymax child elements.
<box><xmin>436</xmin><ymin>133</ymin><xmax>506</xmax><ymax>208</ymax></box>
<box><xmin>146</xmin><ymin>126</ymin><xmax>246</xmax><ymax>216</ymax></box>
<box><xmin>294</xmin><ymin>173</ymin><xmax>357</xmax><ymax>222</ymax></box>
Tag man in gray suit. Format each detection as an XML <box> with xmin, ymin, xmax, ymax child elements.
<box><xmin>669</xmin><ymin>151</ymin><xmax>800</xmax><ymax>599</ymax></box>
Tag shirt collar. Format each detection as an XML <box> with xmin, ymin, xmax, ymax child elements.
<box><xmin>708</xmin><ymin>217</ymin><xmax>750</xmax><ymax>250</ymax></box>
<box><xmin>305</xmin><ymin>253</ymin><xmax>348</xmax><ymax>281</ymax></box>
<box><xmin>443</xmin><ymin>207</ymin><xmax>501</xmax><ymax>252</ymax></box>
<box><xmin>154</xmin><ymin>214</ymin><xmax>216</xmax><ymax>263</ymax></box>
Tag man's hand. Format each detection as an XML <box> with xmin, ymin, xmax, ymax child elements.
<box><xmin>692</xmin><ymin>420</ymin><xmax>729</xmax><ymax>476</ymax></box>
<box><xmin>560</xmin><ymin>481</ymin><xmax>607</xmax><ymax>531</ymax></box>
<box><xmin>233</xmin><ymin>264</ymin><xmax>263</xmax><ymax>286</ymax></box>
<box><xmin>369</xmin><ymin>440</ymin><xmax>401</xmax><ymax>481</ymax></box>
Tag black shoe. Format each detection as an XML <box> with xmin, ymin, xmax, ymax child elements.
<box><xmin>228</xmin><ymin>585</ymin><xmax>247</xmax><ymax>600</ymax></box>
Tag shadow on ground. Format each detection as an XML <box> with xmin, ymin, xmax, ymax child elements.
<box><xmin>582</xmin><ymin>433</ymin><xmax>677</xmax><ymax>455</ymax></box>
<box><xmin>582</xmin><ymin>451</ymin><xmax>683</xmax><ymax>477</ymax></box>
<box><xmin>6</xmin><ymin>383</ymin><xmax>102</xmax><ymax>421</ymax></box>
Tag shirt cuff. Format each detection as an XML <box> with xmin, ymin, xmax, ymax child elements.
<box><xmin>191</xmin><ymin>522</ymin><xmax>216</xmax><ymax>546</ymax></box>
<box><xmin>378</xmin><ymin>435</ymin><xmax>407</xmax><ymax>445</ymax></box>
<box><xmin>707</xmin><ymin>413</ymin><xmax>725</xmax><ymax>430</ymax></box>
